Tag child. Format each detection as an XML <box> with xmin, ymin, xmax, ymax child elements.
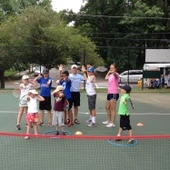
<box><xmin>52</xmin><ymin>85</ymin><xmax>68</xmax><ymax>135</ymax></box>
<box><xmin>58</xmin><ymin>65</ymin><xmax>73</xmax><ymax>127</ymax></box>
<box><xmin>25</xmin><ymin>90</ymin><xmax>45</xmax><ymax>140</ymax></box>
<box><xmin>33</xmin><ymin>68</ymin><xmax>52</xmax><ymax>127</ymax></box>
<box><xmin>16</xmin><ymin>75</ymin><xmax>36</xmax><ymax>130</ymax></box>
<box><xmin>82</xmin><ymin>66</ymin><xmax>97</xmax><ymax>127</ymax></box>
<box><xmin>116</xmin><ymin>84</ymin><xmax>134</xmax><ymax>144</ymax></box>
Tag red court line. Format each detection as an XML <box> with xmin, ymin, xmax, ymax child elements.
<box><xmin>0</xmin><ymin>132</ymin><xmax>170</xmax><ymax>140</ymax></box>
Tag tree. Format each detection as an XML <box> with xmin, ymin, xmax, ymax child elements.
<box><xmin>0</xmin><ymin>6</ymin><xmax>101</xmax><ymax>88</ymax></box>
<box><xmin>62</xmin><ymin>0</ymin><xmax>170</xmax><ymax>71</ymax></box>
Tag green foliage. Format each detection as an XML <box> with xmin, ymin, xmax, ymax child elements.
<box><xmin>61</xmin><ymin>0</ymin><xmax>170</xmax><ymax>71</ymax></box>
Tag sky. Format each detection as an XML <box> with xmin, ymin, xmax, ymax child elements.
<box><xmin>51</xmin><ymin>0</ymin><xmax>84</xmax><ymax>12</ymax></box>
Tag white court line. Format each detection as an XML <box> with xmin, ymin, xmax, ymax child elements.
<box><xmin>0</xmin><ymin>111</ymin><xmax>170</xmax><ymax>115</ymax></box>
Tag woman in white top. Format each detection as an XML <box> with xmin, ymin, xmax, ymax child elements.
<box><xmin>16</xmin><ymin>75</ymin><xmax>36</xmax><ymax>130</ymax></box>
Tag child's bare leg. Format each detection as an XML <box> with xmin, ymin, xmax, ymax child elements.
<box><xmin>33</xmin><ymin>123</ymin><xmax>38</xmax><ymax>135</ymax></box>
<box><xmin>39</xmin><ymin>110</ymin><xmax>44</xmax><ymax>123</ymax></box>
<box><xmin>64</xmin><ymin>111</ymin><xmax>67</xmax><ymax>124</ymax></box>
<box><xmin>47</xmin><ymin>110</ymin><xmax>52</xmax><ymax>124</ymax></box>
<box><xmin>26</xmin><ymin>122</ymin><xmax>31</xmax><ymax>134</ymax></box>
<box><xmin>68</xmin><ymin>109</ymin><xmax>73</xmax><ymax>124</ymax></box>
<box><xmin>117</xmin><ymin>128</ymin><xmax>123</xmax><ymax>136</ymax></box>
<box><xmin>16</xmin><ymin>107</ymin><xmax>24</xmax><ymax>125</ymax></box>
<box><xmin>129</xmin><ymin>129</ymin><xmax>133</xmax><ymax>139</ymax></box>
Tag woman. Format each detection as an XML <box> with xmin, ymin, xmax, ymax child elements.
<box><xmin>103</xmin><ymin>64</ymin><xmax>119</xmax><ymax>127</ymax></box>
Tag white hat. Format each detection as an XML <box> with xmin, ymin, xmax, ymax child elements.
<box><xmin>52</xmin><ymin>85</ymin><xmax>64</xmax><ymax>94</ymax></box>
<box><xmin>29</xmin><ymin>89</ymin><xmax>38</xmax><ymax>95</ymax></box>
<box><xmin>71</xmin><ymin>64</ymin><xmax>78</xmax><ymax>69</ymax></box>
<box><xmin>22</xmin><ymin>75</ymin><xmax>29</xmax><ymax>80</ymax></box>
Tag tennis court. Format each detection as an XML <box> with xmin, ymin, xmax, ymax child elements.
<box><xmin>0</xmin><ymin>91</ymin><xmax>170</xmax><ymax>169</ymax></box>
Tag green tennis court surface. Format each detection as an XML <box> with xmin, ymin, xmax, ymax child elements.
<box><xmin>0</xmin><ymin>92</ymin><xmax>170</xmax><ymax>169</ymax></box>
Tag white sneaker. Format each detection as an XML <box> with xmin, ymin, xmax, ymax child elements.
<box><xmin>102</xmin><ymin>121</ymin><xmax>109</xmax><ymax>125</ymax></box>
<box><xmin>106</xmin><ymin>123</ymin><xmax>116</xmax><ymax>128</ymax></box>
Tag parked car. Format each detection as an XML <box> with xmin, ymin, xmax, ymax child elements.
<box><xmin>33</xmin><ymin>66</ymin><xmax>45</xmax><ymax>76</ymax></box>
<box><xmin>119</xmin><ymin>70</ymin><xmax>143</xmax><ymax>83</ymax></box>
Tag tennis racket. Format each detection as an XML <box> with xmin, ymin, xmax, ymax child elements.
<box><xmin>13</xmin><ymin>83</ymin><xmax>21</xmax><ymax>98</ymax></box>
<box><xmin>129</xmin><ymin>98</ymin><xmax>135</xmax><ymax>109</ymax></box>
<box><xmin>19</xmin><ymin>95</ymin><xmax>28</xmax><ymax>106</ymax></box>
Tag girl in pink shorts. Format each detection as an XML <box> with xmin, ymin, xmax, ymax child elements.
<box><xmin>25</xmin><ymin>90</ymin><xmax>45</xmax><ymax>140</ymax></box>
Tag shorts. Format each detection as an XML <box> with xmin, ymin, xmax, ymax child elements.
<box><xmin>87</xmin><ymin>94</ymin><xmax>96</xmax><ymax>110</ymax></box>
<box><xmin>39</xmin><ymin>96</ymin><xmax>52</xmax><ymax>111</ymax></box>
<box><xmin>120</xmin><ymin>115</ymin><xmax>132</xmax><ymax>130</ymax></box>
<box><xmin>26</xmin><ymin>113</ymin><xmax>39</xmax><ymax>123</ymax></box>
<box><xmin>52</xmin><ymin>111</ymin><xmax>64</xmax><ymax>127</ymax></box>
<box><xmin>107</xmin><ymin>94</ymin><xmax>119</xmax><ymax>101</ymax></box>
<box><xmin>67</xmin><ymin>98</ymin><xmax>73</xmax><ymax>110</ymax></box>
<box><xmin>71</xmin><ymin>92</ymin><xmax>80</xmax><ymax>107</ymax></box>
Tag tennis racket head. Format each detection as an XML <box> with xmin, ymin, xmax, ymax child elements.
<box><xmin>19</xmin><ymin>95</ymin><xmax>28</xmax><ymax>106</ymax></box>
<box><xmin>129</xmin><ymin>98</ymin><xmax>135</xmax><ymax>109</ymax></box>
<box><xmin>13</xmin><ymin>83</ymin><xmax>20</xmax><ymax>98</ymax></box>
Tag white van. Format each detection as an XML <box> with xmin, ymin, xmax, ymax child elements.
<box><xmin>119</xmin><ymin>70</ymin><xmax>143</xmax><ymax>83</ymax></box>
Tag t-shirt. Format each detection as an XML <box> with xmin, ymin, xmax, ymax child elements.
<box><xmin>53</xmin><ymin>94</ymin><xmax>66</xmax><ymax>111</ymax></box>
<box><xmin>27</xmin><ymin>97</ymin><xmax>38</xmax><ymax>113</ymax></box>
<box><xmin>118</xmin><ymin>93</ymin><xmax>130</xmax><ymax>116</ymax></box>
<box><xmin>20</xmin><ymin>83</ymin><xmax>32</xmax><ymax>99</ymax></box>
<box><xmin>60</xmin><ymin>79</ymin><xmax>72</xmax><ymax>99</ymax></box>
<box><xmin>69</xmin><ymin>73</ymin><xmax>84</xmax><ymax>92</ymax></box>
<box><xmin>37</xmin><ymin>77</ymin><xmax>52</xmax><ymax>96</ymax></box>
<box><xmin>107</xmin><ymin>73</ymin><xmax>119</xmax><ymax>94</ymax></box>
<box><xmin>86</xmin><ymin>76</ymin><xmax>96</xmax><ymax>96</ymax></box>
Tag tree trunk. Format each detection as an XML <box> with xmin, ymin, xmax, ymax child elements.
<box><xmin>0</xmin><ymin>69</ymin><xmax>5</xmax><ymax>88</ymax></box>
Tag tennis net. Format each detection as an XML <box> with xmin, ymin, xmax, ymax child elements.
<box><xmin>0</xmin><ymin>132</ymin><xmax>170</xmax><ymax>170</ymax></box>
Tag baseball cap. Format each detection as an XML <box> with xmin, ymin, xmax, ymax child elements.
<box><xmin>52</xmin><ymin>85</ymin><xmax>64</xmax><ymax>94</ymax></box>
<box><xmin>71</xmin><ymin>64</ymin><xmax>78</xmax><ymax>69</ymax></box>
<box><xmin>119</xmin><ymin>84</ymin><xmax>132</xmax><ymax>93</ymax></box>
<box><xmin>22</xmin><ymin>75</ymin><xmax>29</xmax><ymax>80</ymax></box>
<box><xmin>43</xmin><ymin>68</ymin><xmax>49</xmax><ymax>74</ymax></box>
<box><xmin>87</xmin><ymin>67</ymin><xmax>95</xmax><ymax>73</ymax></box>
<box><xmin>28</xmin><ymin>89</ymin><xmax>38</xmax><ymax>95</ymax></box>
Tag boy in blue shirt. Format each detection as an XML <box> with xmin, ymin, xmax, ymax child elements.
<box><xmin>59</xmin><ymin>70</ymin><xmax>73</xmax><ymax>127</ymax></box>
<box><xmin>34</xmin><ymin>68</ymin><xmax>52</xmax><ymax>126</ymax></box>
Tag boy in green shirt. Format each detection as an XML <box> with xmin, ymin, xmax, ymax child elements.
<box><xmin>116</xmin><ymin>84</ymin><xmax>134</xmax><ymax>144</ymax></box>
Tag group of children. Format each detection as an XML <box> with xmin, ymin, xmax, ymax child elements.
<box><xmin>16</xmin><ymin>65</ymin><xmax>134</xmax><ymax>143</ymax></box>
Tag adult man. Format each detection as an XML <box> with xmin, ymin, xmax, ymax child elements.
<box><xmin>34</xmin><ymin>68</ymin><xmax>52</xmax><ymax>126</ymax></box>
<box><xmin>69</xmin><ymin>64</ymin><xmax>84</xmax><ymax>124</ymax></box>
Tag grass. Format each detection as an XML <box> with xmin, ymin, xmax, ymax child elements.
<box><xmin>5</xmin><ymin>70</ymin><xmax>18</xmax><ymax>77</ymax></box>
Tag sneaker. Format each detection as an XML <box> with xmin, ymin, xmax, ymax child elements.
<box><xmin>24</xmin><ymin>136</ymin><xmax>29</xmax><ymax>140</ymax></box>
<box><xmin>56</xmin><ymin>131</ymin><xmax>59</xmax><ymax>135</ymax></box>
<box><xmin>61</xmin><ymin>131</ymin><xmax>66</xmax><ymax>135</ymax></box>
<box><xmin>47</xmin><ymin>122</ymin><xmax>52</xmax><ymax>127</ymax></box>
<box><xmin>102</xmin><ymin>121</ymin><xmax>109</xmax><ymax>125</ymax></box>
<box><xmin>87</xmin><ymin>122</ymin><xmax>96</xmax><ymax>127</ymax></box>
<box><xmin>67</xmin><ymin>123</ymin><xmax>74</xmax><ymax>127</ymax></box>
<box><xmin>106</xmin><ymin>123</ymin><xmax>116</xmax><ymax>128</ymax></box>
<box><xmin>38</xmin><ymin>122</ymin><xmax>45</xmax><ymax>126</ymax></box>
<box><xmin>86</xmin><ymin>119</ymin><xmax>92</xmax><ymax>124</ymax></box>
<box><xmin>115</xmin><ymin>135</ymin><xmax>122</xmax><ymax>141</ymax></box>
<box><xmin>127</xmin><ymin>139</ymin><xmax>134</xmax><ymax>144</ymax></box>
<box><xmin>74</xmin><ymin>119</ymin><xmax>80</xmax><ymax>124</ymax></box>
<box><xmin>16</xmin><ymin>125</ymin><xmax>21</xmax><ymax>130</ymax></box>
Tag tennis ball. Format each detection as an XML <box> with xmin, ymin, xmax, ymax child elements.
<box><xmin>75</xmin><ymin>131</ymin><xmax>83</xmax><ymax>135</ymax></box>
